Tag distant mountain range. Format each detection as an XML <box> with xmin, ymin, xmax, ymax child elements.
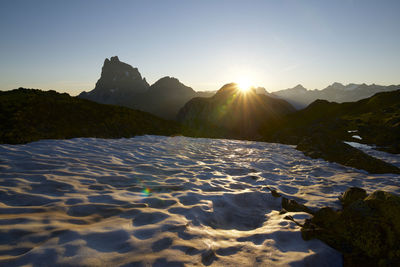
<box><xmin>78</xmin><ymin>56</ymin><xmax>400</xmax><ymax>118</ymax></box>
<box><xmin>177</xmin><ymin>83</ymin><xmax>295</xmax><ymax>138</ymax></box>
<box><xmin>272</xmin><ymin>83</ymin><xmax>400</xmax><ymax>109</ymax></box>
<box><xmin>79</xmin><ymin>56</ymin><xmax>214</xmax><ymax>120</ymax></box>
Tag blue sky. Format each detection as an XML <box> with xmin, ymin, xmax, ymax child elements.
<box><xmin>1</xmin><ymin>0</ymin><xmax>399</xmax><ymax>95</ymax></box>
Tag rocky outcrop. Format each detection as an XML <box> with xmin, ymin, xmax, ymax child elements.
<box><xmin>281</xmin><ymin>197</ymin><xmax>313</xmax><ymax>214</ymax></box>
<box><xmin>177</xmin><ymin>83</ymin><xmax>296</xmax><ymax>139</ymax></box>
<box><xmin>79</xmin><ymin>56</ymin><xmax>149</xmax><ymax>107</ymax></box>
<box><xmin>301</xmin><ymin>188</ymin><xmax>400</xmax><ymax>266</ymax></box>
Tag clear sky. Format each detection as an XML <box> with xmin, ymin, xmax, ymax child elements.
<box><xmin>1</xmin><ymin>0</ymin><xmax>399</xmax><ymax>95</ymax></box>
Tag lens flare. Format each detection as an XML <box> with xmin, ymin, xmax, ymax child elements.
<box><xmin>142</xmin><ymin>187</ymin><xmax>152</xmax><ymax>196</ymax></box>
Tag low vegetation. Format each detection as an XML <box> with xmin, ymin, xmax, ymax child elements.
<box><xmin>261</xmin><ymin>90</ymin><xmax>400</xmax><ymax>154</ymax></box>
<box><xmin>0</xmin><ymin>88</ymin><xmax>180</xmax><ymax>144</ymax></box>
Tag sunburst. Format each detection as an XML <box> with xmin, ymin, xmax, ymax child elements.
<box><xmin>237</xmin><ymin>78</ymin><xmax>253</xmax><ymax>93</ymax></box>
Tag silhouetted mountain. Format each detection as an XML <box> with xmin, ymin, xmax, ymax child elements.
<box><xmin>273</xmin><ymin>83</ymin><xmax>400</xmax><ymax>109</ymax></box>
<box><xmin>0</xmin><ymin>88</ymin><xmax>180</xmax><ymax>144</ymax></box>
<box><xmin>263</xmin><ymin>89</ymin><xmax>400</xmax><ymax>154</ymax></box>
<box><xmin>196</xmin><ymin>90</ymin><xmax>217</xmax><ymax>98</ymax></box>
<box><xmin>79</xmin><ymin>57</ymin><xmax>215</xmax><ymax>120</ymax></box>
<box><xmin>135</xmin><ymin>77</ymin><xmax>198</xmax><ymax>120</ymax></box>
<box><xmin>79</xmin><ymin>56</ymin><xmax>149</xmax><ymax>107</ymax></box>
<box><xmin>177</xmin><ymin>83</ymin><xmax>295</xmax><ymax>138</ymax></box>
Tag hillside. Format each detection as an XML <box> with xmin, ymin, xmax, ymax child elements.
<box><xmin>177</xmin><ymin>83</ymin><xmax>296</xmax><ymax>139</ymax></box>
<box><xmin>262</xmin><ymin>89</ymin><xmax>400</xmax><ymax>154</ymax></box>
<box><xmin>0</xmin><ymin>88</ymin><xmax>180</xmax><ymax>144</ymax></box>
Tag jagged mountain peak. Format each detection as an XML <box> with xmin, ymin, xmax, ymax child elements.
<box><xmin>110</xmin><ymin>56</ymin><xmax>120</xmax><ymax>62</ymax></box>
<box><xmin>78</xmin><ymin>56</ymin><xmax>149</xmax><ymax>106</ymax></box>
<box><xmin>293</xmin><ymin>84</ymin><xmax>306</xmax><ymax>90</ymax></box>
<box><xmin>96</xmin><ymin>56</ymin><xmax>149</xmax><ymax>90</ymax></box>
<box><xmin>331</xmin><ymin>82</ymin><xmax>344</xmax><ymax>87</ymax></box>
<box><xmin>103</xmin><ymin>56</ymin><xmax>121</xmax><ymax>65</ymax></box>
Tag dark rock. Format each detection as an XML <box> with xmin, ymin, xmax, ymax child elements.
<box><xmin>283</xmin><ymin>215</ymin><xmax>294</xmax><ymax>221</ymax></box>
<box><xmin>281</xmin><ymin>197</ymin><xmax>313</xmax><ymax>214</ymax></box>
<box><xmin>271</xmin><ymin>189</ymin><xmax>281</xmax><ymax>198</ymax></box>
<box><xmin>279</xmin><ymin>209</ymin><xmax>287</xmax><ymax>215</ymax></box>
<box><xmin>339</xmin><ymin>187</ymin><xmax>367</xmax><ymax>208</ymax></box>
<box><xmin>301</xmin><ymin>189</ymin><xmax>400</xmax><ymax>266</ymax></box>
<box><xmin>201</xmin><ymin>250</ymin><xmax>217</xmax><ymax>266</ymax></box>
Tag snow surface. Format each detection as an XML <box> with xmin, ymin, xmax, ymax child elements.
<box><xmin>1</xmin><ymin>136</ymin><xmax>399</xmax><ymax>266</ymax></box>
<box><xmin>345</xmin><ymin>141</ymin><xmax>400</xmax><ymax>168</ymax></box>
<box><xmin>352</xmin><ymin>135</ymin><xmax>362</xmax><ymax>140</ymax></box>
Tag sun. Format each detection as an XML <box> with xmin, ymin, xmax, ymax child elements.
<box><xmin>237</xmin><ymin>78</ymin><xmax>253</xmax><ymax>93</ymax></box>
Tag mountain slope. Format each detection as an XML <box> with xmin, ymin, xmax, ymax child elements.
<box><xmin>262</xmin><ymin>89</ymin><xmax>400</xmax><ymax>153</ymax></box>
<box><xmin>135</xmin><ymin>77</ymin><xmax>198</xmax><ymax>120</ymax></box>
<box><xmin>0</xmin><ymin>88</ymin><xmax>180</xmax><ymax>144</ymax></box>
<box><xmin>177</xmin><ymin>83</ymin><xmax>296</xmax><ymax>138</ymax></box>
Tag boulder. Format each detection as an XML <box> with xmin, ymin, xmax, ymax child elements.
<box><xmin>339</xmin><ymin>187</ymin><xmax>367</xmax><ymax>208</ymax></box>
<box><xmin>301</xmin><ymin>188</ymin><xmax>400</xmax><ymax>266</ymax></box>
<box><xmin>281</xmin><ymin>197</ymin><xmax>313</xmax><ymax>214</ymax></box>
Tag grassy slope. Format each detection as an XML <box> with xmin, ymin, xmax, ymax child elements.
<box><xmin>0</xmin><ymin>88</ymin><xmax>180</xmax><ymax>144</ymax></box>
<box><xmin>261</xmin><ymin>90</ymin><xmax>400</xmax><ymax>153</ymax></box>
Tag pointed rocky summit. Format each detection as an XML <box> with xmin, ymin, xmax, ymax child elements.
<box><xmin>79</xmin><ymin>56</ymin><xmax>149</xmax><ymax>107</ymax></box>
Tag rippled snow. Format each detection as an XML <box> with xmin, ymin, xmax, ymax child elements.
<box><xmin>0</xmin><ymin>136</ymin><xmax>399</xmax><ymax>266</ymax></box>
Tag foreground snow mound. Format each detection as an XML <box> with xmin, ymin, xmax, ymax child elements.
<box><xmin>0</xmin><ymin>136</ymin><xmax>399</xmax><ymax>266</ymax></box>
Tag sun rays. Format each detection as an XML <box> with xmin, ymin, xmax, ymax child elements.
<box><xmin>236</xmin><ymin>77</ymin><xmax>253</xmax><ymax>93</ymax></box>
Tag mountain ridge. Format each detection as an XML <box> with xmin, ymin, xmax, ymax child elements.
<box><xmin>79</xmin><ymin>57</ymin><xmax>214</xmax><ymax>120</ymax></box>
<box><xmin>272</xmin><ymin>82</ymin><xmax>400</xmax><ymax>109</ymax></box>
